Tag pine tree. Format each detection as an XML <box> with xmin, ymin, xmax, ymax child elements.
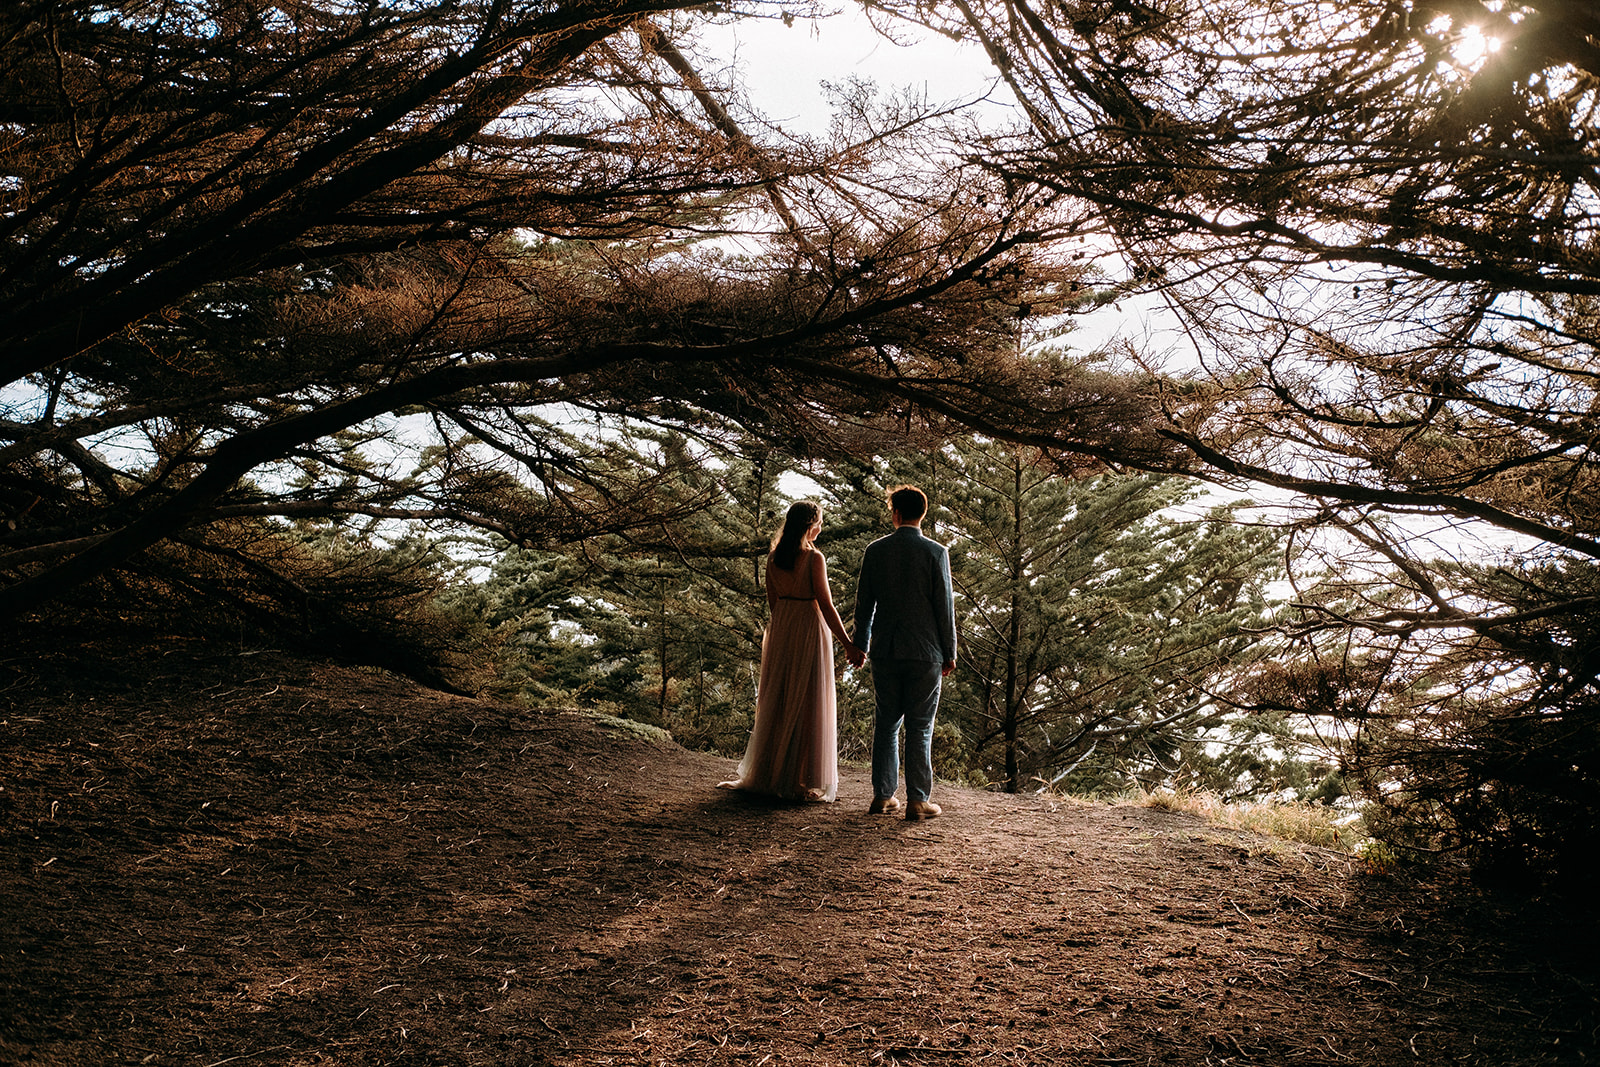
<box><xmin>475</xmin><ymin>425</ymin><xmax>796</xmax><ymax>751</ymax></box>
<box><xmin>939</xmin><ymin>438</ymin><xmax>1288</xmax><ymax>795</ymax></box>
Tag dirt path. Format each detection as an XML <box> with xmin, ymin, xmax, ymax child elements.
<box><xmin>1</xmin><ymin>650</ymin><xmax>1595</xmax><ymax>1066</ymax></box>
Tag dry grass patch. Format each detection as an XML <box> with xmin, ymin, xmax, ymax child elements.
<box><xmin>1130</xmin><ymin>787</ymin><xmax>1363</xmax><ymax>853</ymax></box>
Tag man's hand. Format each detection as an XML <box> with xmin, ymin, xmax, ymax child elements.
<box><xmin>941</xmin><ymin>659</ymin><xmax>956</xmax><ymax>677</ymax></box>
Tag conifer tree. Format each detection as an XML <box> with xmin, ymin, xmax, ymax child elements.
<box><xmin>474</xmin><ymin>423</ymin><xmax>794</xmax><ymax>749</ymax></box>
<box><xmin>939</xmin><ymin>438</ymin><xmax>1287</xmax><ymax>794</ymax></box>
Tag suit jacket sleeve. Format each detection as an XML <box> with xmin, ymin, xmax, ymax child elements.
<box><xmin>936</xmin><ymin>543</ymin><xmax>957</xmax><ymax>662</ymax></box>
<box><xmin>853</xmin><ymin>543</ymin><xmax>877</xmax><ymax>648</ymax></box>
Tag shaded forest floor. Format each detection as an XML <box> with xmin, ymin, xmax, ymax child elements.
<box><xmin>2</xmin><ymin>645</ymin><xmax>1597</xmax><ymax>1066</ymax></box>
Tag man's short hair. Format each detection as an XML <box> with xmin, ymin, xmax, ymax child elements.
<box><xmin>888</xmin><ymin>484</ymin><xmax>927</xmax><ymax>522</ymax></box>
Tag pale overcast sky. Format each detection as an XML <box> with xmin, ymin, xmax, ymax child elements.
<box><xmin>713</xmin><ymin>9</ymin><xmax>1004</xmax><ymax>136</ymax></box>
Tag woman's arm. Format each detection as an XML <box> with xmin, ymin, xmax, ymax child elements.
<box><xmin>812</xmin><ymin>551</ymin><xmax>860</xmax><ymax>654</ymax></box>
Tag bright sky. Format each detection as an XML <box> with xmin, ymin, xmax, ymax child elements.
<box><xmin>712</xmin><ymin>9</ymin><xmax>1005</xmax><ymax>136</ymax></box>
<box><xmin>707</xmin><ymin>7</ymin><xmax>1156</xmax><ymax>360</ymax></box>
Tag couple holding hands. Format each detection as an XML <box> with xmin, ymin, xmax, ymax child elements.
<box><xmin>720</xmin><ymin>485</ymin><xmax>957</xmax><ymax>821</ymax></box>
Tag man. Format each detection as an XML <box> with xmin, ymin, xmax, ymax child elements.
<box><xmin>849</xmin><ymin>484</ymin><xmax>958</xmax><ymax>821</ymax></box>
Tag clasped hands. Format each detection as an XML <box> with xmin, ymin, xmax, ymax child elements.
<box><xmin>841</xmin><ymin>640</ymin><xmax>866</xmax><ymax>669</ymax></box>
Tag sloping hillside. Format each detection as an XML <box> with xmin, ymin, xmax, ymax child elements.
<box><xmin>1</xmin><ymin>647</ymin><xmax>1595</xmax><ymax>1066</ymax></box>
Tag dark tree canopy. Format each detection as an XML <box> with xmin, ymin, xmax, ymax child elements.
<box><xmin>880</xmin><ymin>0</ymin><xmax>1600</xmax><ymax>884</ymax></box>
<box><xmin>0</xmin><ymin>0</ymin><xmax>1175</xmax><ymax>623</ymax></box>
<box><xmin>10</xmin><ymin>0</ymin><xmax>1599</xmax><ymax>885</ymax></box>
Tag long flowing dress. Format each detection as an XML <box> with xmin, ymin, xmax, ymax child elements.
<box><xmin>727</xmin><ymin>549</ymin><xmax>840</xmax><ymax>802</ymax></box>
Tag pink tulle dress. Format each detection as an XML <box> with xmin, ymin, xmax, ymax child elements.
<box><xmin>726</xmin><ymin>550</ymin><xmax>839</xmax><ymax>802</ymax></box>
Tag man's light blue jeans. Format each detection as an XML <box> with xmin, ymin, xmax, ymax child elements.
<box><xmin>870</xmin><ymin>658</ymin><xmax>943</xmax><ymax>804</ymax></box>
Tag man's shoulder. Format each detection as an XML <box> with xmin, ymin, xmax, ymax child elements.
<box><xmin>866</xmin><ymin>528</ymin><xmax>947</xmax><ymax>558</ymax></box>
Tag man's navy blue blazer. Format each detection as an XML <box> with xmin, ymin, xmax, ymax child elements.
<box><xmin>853</xmin><ymin>525</ymin><xmax>958</xmax><ymax>664</ymax></box>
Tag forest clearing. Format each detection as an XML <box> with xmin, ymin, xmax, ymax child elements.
<box><xmin>5</xmin><ymin>7</ymin><xmax>1600</xmax><ymax>1057</ymax></box>
<box><xmin>3</xmin><ymin>645</ymin><xmax>1595</xmax><ymax>1067</ymax></box>
<box><xmin>6</xmin><ymin>0</ymin><xmax>1600</xmax><ymax>925</ymax></box>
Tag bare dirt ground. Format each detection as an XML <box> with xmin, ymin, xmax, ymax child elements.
<box><xmin>2</xmin><ymin>645</ymin><xmax>1596</xmax><ymax>1066</ymax></box>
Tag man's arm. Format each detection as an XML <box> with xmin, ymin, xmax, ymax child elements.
<box><xmin>852</xmin><ymin>545</ymin><xmax>876</xmax><ymax>652</ymax></box>
<box><xmin>936</xmin><ymin>545</ymin><xmax>957</xmax><ymax>671</ymax></box>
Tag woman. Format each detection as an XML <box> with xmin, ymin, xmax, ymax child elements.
<box><xmin>720</xmin><ymin>501</ymin><xmax>862</xmax><ymax>802</ymax></box>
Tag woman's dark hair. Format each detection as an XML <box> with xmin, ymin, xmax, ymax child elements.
<box><xmin>770</xmin><ymin>501</ymin><xmax>822</xmax><ymax>571</ymax></box>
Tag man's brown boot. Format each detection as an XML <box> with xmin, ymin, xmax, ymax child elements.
<box><xmin>905</xmin><ymin>800</ymin><xmax>942</xmax><ymax>821</ymax></box>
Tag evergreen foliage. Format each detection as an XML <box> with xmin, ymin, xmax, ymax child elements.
<box><xmin>6</xmin><ymin>0</ymin><xmax>1595</xmax><ymax>886</ymax></box>
<box><xmin>472</xmin><ymin>427</ymin><xmax>789</xmax><ymax>751</ymax></box>
<box><xmin>472</xmin><ymin>429</ymin><xmax>1307</xmax><ymax>800</ymax></box>
<box><xmin>937</xmin><ymin>437</ymin><xmax>1292</xmax><ymax>795</ymax></box>
<box><xmin>869</xmin><ymin>0</ymin><xmax>1600</xmax><ymax>888</ymax></box>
